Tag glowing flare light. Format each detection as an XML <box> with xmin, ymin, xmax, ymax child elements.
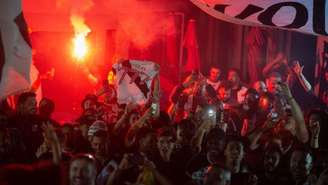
<box><xmin>72</xmin><ymin>33</ymin><xmax>89</xmax><ymax>61</ymax></box>
<box><xmin>70</xmin><ymin>15</ymin><xmax>91</xmax><ymax>62</ymax></box>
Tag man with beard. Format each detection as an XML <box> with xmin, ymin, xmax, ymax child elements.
<box><xmin>257</xmin><ymin>144</ymin><xmax>287</xmax><ymax>185</ymax></box>
<box><xmin>227</xmin><ymin>69</ymin><xmax>248</xmax><ymax>105</ymax></box>
<box><xmin>38</xmin><ymin>97</ymin><xmax>60</xmax><ymax>128</ymax></box>
<box><xmin>153</xmin><ymin>127</ymin><xmax>190</xmax><ymax>185</ymax></box>
<box><xmin>8</xmin><ymin>92</ymin><xmax>43</xmax><ymax>163</ymax></box>
<box><xmin>288</xmin><ymin>148</ymin><xmax>317</xmax><ymax>185</ymax></box>
<box><xmin>69</xmin><ymin>154</ymin><xmax>97</xmax><ymax>185</ymax></box>
<box><xmin>206</xmin><ymin>67</ymin><xmax>222</xmax><ymax>91</ymax></box>
<box><xmin>223</xmin><ymin>136</ymin><xmax>257</xmax><ymax>185</ymax></box>
<box><xmin>217</xmin><ymin>81</ymin><xmax>243</xmax><ymax>135</ymax></box>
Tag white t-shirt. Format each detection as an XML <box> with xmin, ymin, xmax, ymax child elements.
<box><xmin>206</xmin><ymin>79</ymin><xmax>221</xmax><ymax>90</ymax></box>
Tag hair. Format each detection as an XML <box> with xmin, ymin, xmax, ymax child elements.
<box><xmin>156</xmin><ymin>127</ymin><xmax>176</xmax><ymax>140</ymax></box>
<box><xmin>151</xmin><ymin>111</ymin><xmax>171</xmax><ymax>130</ymax></box>
<box><xmin>17</xmin><ymin>92</ymin><xmax>36</xmax><ymax>106</ymax></box>
<box><xmin>218</xmin><ymin>80</ymin><xmax>233</xmax><ymax>91</ymax></box>
<box><xmin>224</xmin><ymin>135</ymin><xmax>247</xmax><ymax>150</ymax></box>
<box><xmin>177</xmin><ymin>119</ymin><xmax>195</xmax><ymax>131</ymax></box>
<box><xmin>246</xmin><ymin>88</ymin><xmax>259</xmax><ymax>97</ymax></box>
<box><xmin>70</xmin><ymin>153</ymin><xmax>97</xmax><ymax>172</ymax></box>
<box><xmin>264</xmin><ymin>143</ymin><xmax>282</xmax><ymax>156</ymax></box>
<box><xmin>61</xmin><ymin>123</ymin><xmax>74</xmax><ymax>130</ymax></box>
<box><xmin>206</xmin><ymin>127</ymin><xmax>226</xmax><ymax>142</ymax></box>
<box><xmin>91</xmin><ymin>130</ymin><xmax>108</xmax><ymax>140</ymax></box>
<box><xmin>136</xmin><ymin>127</ymin><xmax>154</xmax><ymax>141</ymax></box>
<box><xmin>209</xmin><ymin>66</ymin><xmax>221</xmax><ymax>74</ymax></box>
<box><xmin>306</xmin><ymin>109</ymin><xmax>326</xmax><ymax>123</ymax></box>
<box><xmin>291</xmin><ymin>146</ymin><xmax>312</xmax><ymax>156</ymax></box>
<box><xmin>266</xmin><ymin>71</ymin><xmax>282</xmax><ymax>79</ymax></box>
<box><xmin>81</xmin><ymin>94</ymin><xmax>98</xmax><ymax>109</ymax></box>
<box><xmin>228</xmin><ymin>68</ymin><xmax>240</xmax><ymax>76</ymax></box>
<box><xmin>39</xmin><ymin>97</ymin><xmax>55</xmax><ymax>115</ymax></box>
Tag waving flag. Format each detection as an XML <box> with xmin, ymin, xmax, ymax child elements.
<box><xmin>112</xmin><ymin>60</ymin><xmax>159</xmax><ymax>104</ymax></box>
<box><xmin>314</xmin><ymin>36</ymin><xmax>328</xmax><ymax>105</ymax></box>
<box><xmin>0</xmin><ymin>0</ymin><xmax>33</xmax><ymax>99</ymax></box>
<box><xmin>191</xmin><ymin>0</ymin><xmax>328</xmax><ymax>36</ymax></box>
<box><xmin>183</xmin><ymin>19</ymin><xmax>200</xmax><ymax>72</ymax></box>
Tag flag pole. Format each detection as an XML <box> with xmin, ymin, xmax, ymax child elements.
<box><xmin>176</xmin><ymin>12</ymin><xmax>185</xmax><ymax>83</ymax></box>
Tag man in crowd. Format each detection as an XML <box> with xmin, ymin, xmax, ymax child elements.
<box><xmin>227</xmin><ymin>69</ymin><xmax>248</xmax><ymax>104</ymax></box>
<box><xmin>207</xmin><ymin>67</ymin><xmax>222</xmax><ymax>91</ymax></box>
<box><xmin>8</xmin><ymin>92</ymin><xmax>43</xmax><ymax>163</ymax></box>
<box><xmin>69</xmin><ymin>154</ymin><xmax>98</xmax><ymax>185</ymax></box>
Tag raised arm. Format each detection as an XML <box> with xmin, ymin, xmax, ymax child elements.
<box><xmin>291</xmin><ymin>61</ymin><xmax>312</xmax><ymax>92</ymax></box>
<box><xmin>280</xmin><ymin>83</ymin><xmax>309</xmax><ymax>143</ymax></box>
<box><xmin>124</xmin><ymin>108</ymin><xmax>152</xmax><ymax>148</ymax></box>
<box><xmin>309</xmin><ymin>119</ymin><xmax>320</xmax><ymax>149</ymax></box>
<box><xmin>262</xmin><ymin>53</ymin><xmax>286</xmax><ymax>77</ymax></box>
<box><xmin>191</xmin><ymin>119</ymin><xmax>214</xmax><ymax>153</ymax></box>
<box><xmin>112</xmin><ymin>104</ymin><xmax>133</xmax><ymax>133</ymax></box>
<box><xmin>41</xmin><ymin>122</ymin><xmax>61</xmax><ymax>165</ymax></box>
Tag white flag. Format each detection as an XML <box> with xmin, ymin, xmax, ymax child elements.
<box><xmin>191</xmin><ymin>0</ymin><xmax>328</xmax><ymax>36</ymax></box>
<box><xmin>113</xmin><ymin>60</ymin><xmax>159</xmax><ymax>104</ymax></box>
<box><xmin>0</xmin><ymin>0</ymin><xmax>33</xmax><ymax>99</ymax></box>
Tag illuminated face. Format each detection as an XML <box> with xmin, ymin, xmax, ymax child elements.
<box><xmin>253</xmin><ymin>81</ymin><xmax>267</xmax><ymax>94</ymax></box>
<box><xmin>264</xmin><ymin>151</ymin><xmax>281</xmax><ymax>172</ymax></box>
<box><xmin>90</xmin><ymin>136</ymin><xmax>107</xmax><ymax>157</ymax></box>
<box><xmin>22</xmin><ymin>96</ymin><xmax>37</xmax><ymax>115</ymax></box>
<box><xmin>290</xmin><ymin>151</ymin><xmax>312</xmax><ymax>181</ymax></box>
<box><xmin>224</xmin><ymin>141</ymin><xmax>244</xmax><ymax>162</ymax></box>
<box><xmin>83</xmin><ymin>100</ymin><xmax>96</xmax><ymax>111</ymax></box>
<box><xmin>209</xmin><ymin>68</ymin><xmax>220</xmax><ymax>82</ymax></box>
<box><xmin>206</xmin><ymin>138</ymin><xmax>225</xmax><ymax>153</ymax></box>
<box><xmin>309</xmin><ymin>114</ymin><xmax>321</xmax><ymax>124</ymax></box>
<box><xmin>138</xmin><ymin>133</ymin><xmax>155</xmax><ymax>154</ymax></box>
<box><xmin>69</xmin><ymin>159</ymin><xmax>96</xmax><ymax>185</ymax></box>
<box><xmin>266</xmin><ymin>76</ymin><xmax>282</xmax><ymax>95</ymax></box>
<box><xmin>228</xmin><ymin>71</ymin><xmax>239</xmax><ymax>86</ymax></box>
<box><xmin>177</xmin><ymin>126</ymin><xmax>193</xmax><ymax>145</ymax></box>
<box><xmin>218</xmin><ymin>87</ymin><xmax>231</xmax><ymax>102</ymax></box>
<box><xmin>157</xmin><ymin>136</ymin><xmax>175</xmax><ymax>161</ymax></box>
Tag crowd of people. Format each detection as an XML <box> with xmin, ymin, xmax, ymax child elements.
<box><xmin>0</xmin><ymin>56</ymin><xmax>327</xmax><ymax>185</ymax></box>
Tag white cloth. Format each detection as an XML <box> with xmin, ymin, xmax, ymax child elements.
<box><xmin>0</xmin><ymin>0</ymin><xmax>32</xmax><ymax>99</ymax></box>
<box><xmin>113</xmin><ymin>60</ymin><xmax>159</xmax><ymax>104</ymax></box>
<box><xmin>206</xmin><ymin>79</ymin><xmax>221</xmax><ymax>90</ymax></box>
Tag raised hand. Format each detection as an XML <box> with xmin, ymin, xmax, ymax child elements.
<box><xmin>41</xmin><ymin>122</ymin><xmax>58</xmax><ymax>145</ymax></box>
<box><xmin>309</xmin><ymin>120</ymin><xmax>320</xmax><ymax>137</ymax></box>
<box><xmin>278</xmin><ymin>82</ymin><xmax>293</xmax><ymax>99</ymax></box>
<box><xmin>35</xmin><ymin>142</ymin><xmax>49</xmax><ymax>158</ymax></box>
<box><xmin>118</xmin><ymin>154</ymin><xmax>134</xmax><ymax>170</ymax></box>
<box><xmin>292</xmin><ymin>60</ymin><xmax>304</xmax><ymax>76</ymax></box>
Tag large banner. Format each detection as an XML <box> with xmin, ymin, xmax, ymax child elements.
<box><xmin>190</xmin><ymin>0</ymin><xmax>328</xmax><ymax>36</ymax></box>
<box><xmin>0</xmin><ymin>0</ymin><xmax>33</xmax><ymax>99</ymax></box>
<box><xmin>112</xmin><ymin>60</ymin><xmax>159</xmax><ymax>104</ymax></box>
